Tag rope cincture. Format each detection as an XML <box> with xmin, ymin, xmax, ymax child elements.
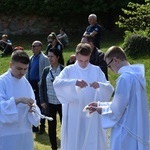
<box><xmin>32</xmin><ymin>107</ymin><xmax>53</xmax><ymax>121</ymax></box>
<box><xmin>120</xmin><ymin>125</ymin><xmax>150</xmax><ymax>146</ymax></box>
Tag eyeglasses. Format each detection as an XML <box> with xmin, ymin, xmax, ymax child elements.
<box><xmin>107</xmin><ymin>58</ymin><xmax>113</xmax><ymax>68</ymax></box>
<box><xmin>32</xmin><ymin>45</ymin><xmax>41</xmax><ymax>48</ymax></box>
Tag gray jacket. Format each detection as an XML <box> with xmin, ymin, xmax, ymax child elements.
<box><xmin>26</xmin><ymin>52</ymin><xmax>50</xmax><ymax>84</ymax></box>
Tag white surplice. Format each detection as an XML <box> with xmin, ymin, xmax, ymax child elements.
<box><xmin>0</xmin><ymin>69</ymin><xmax>41</xmax><ymax>150</ymax></box>
<box><xmin>53</xmin><ymin>62</ymin><xmax>114</xmax><ymax>150</ymax></box>
<box><xmin>100</xmin><ymin>64</ymin><xmax>150</xmax><ymax>150</ymax></box>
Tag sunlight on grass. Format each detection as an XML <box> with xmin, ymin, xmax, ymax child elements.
<box><xmin>33</xmin><ymin>116</ymin><xmax>61</xmax><ymax>150</ymax></box>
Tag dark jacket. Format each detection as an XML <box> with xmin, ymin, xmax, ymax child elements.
<box><xmin>39</xmin><ymin>65</ymin><xmax>64</xmax><ymax>115</ymax></box>
<box><xmin>90</xmin><ymin>47</ymin><xmax>108</xmax><ymax>80</ymax></box>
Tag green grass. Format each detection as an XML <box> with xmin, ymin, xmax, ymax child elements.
<box><xmin>0</xmin><ymin>32</ymin><xmax>149</xmax><ymax>150</ymax></box>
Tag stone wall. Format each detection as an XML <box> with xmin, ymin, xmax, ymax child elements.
<box><xmin>0</xmin><ymin>15</ymin><xmax>76</xmax><ymax>35</ymax></box>
<box><xmin>0</xmin><ymin>14</ymin><xmax>116</xmax><ymax>36</ymax></box>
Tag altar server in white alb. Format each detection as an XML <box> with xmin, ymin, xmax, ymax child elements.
<box><xmin>0</xmin><ymin>50</ymin><xmax>41</xmax><ymax>150</ymax></box>
<box><xmin>53</xmin><ymin>43</ymin><xmax>114</xmax><ymax>150</ymax></box>
<box><xmin>86</xmin><ymin>46</ymin><xmax>150</xmax><ymax>150</ymax></box>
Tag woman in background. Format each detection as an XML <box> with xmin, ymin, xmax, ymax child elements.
<box><xmin>40</xmin><ymin>48</ymin><xmax>64</xmax><ymax>150</ymax></box>
<box><xmin>45</xmin><ymin>32</ymin><xmax>64</xmax><ymax>65</ymax></box>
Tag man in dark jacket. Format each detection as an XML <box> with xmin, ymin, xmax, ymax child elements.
<box><xmin>83</xmin><ymin>14</ymin><xmax>101</xmax><ymax>49</ymax></box>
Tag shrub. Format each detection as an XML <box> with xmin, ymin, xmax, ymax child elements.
<box><xmin>123</xmin><ymin>33</ymin><xmax>150</xmax><ymax>56</ymax></box>
<box><xmin>116</xmin><ymin>0</ymin><xmax>150</xmax><ymax>37</ymax></box>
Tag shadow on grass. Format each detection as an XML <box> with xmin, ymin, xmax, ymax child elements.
<box><xmin>34</xmin><ymin>131</ymin><xmax>61</xmax><ymax>148</ymax></box>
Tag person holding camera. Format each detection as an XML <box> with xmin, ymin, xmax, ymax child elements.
<box><xmin>40</xmin><ymin>48</ymin><xmax>64</xmax><ymax>150</ymax></box>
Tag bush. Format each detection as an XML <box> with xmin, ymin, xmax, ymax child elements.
<box><xmin>123</xmin><ymin>34</ymin><xmax>150</xmax><ymax>56</ymax></box>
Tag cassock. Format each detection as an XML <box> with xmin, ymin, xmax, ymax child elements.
<box><xmin>0</xmin><ymin>69</ymin><xmax>41</xmax><ymax>150</ymax></box>
<box><xmin>100</xmin><ymin>64</ymin><xmax>150</xmax><ymax>150</ymax></box>
<box><xmin>53</xmin><ymin>62</ymin><xmax>114</xmax><ymax>150</ymax></box>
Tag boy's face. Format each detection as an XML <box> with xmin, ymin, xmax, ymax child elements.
<box><xmin>10</xmin><ymin>62</ymin><xmax>29</xmax><ymax>79</ymax></box>
<box><xmin>76</xmin><ymin>53</ymin><xmax>90</xmax><ymax>69</ymax></box>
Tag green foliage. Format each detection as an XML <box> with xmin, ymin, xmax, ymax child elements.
<box><xmin>0</xmin><ymin>0</ymin><xmax>146</xmax><ymax>30</ymax></box>
<box><xmin>123</xmin><ymin>33</ymin><xmax>150</xmax><ymax>56</ymax></box>
<box><xmin>0</xmin><ymin>0</ymin><xmax>93</xmax><ymax>16</ymax></box>
<box><xmin>116</xmin><ymin>0</ymin><xmax>150</xmax><ymax>36</ymax></box>
<box><xmin>116</xmin><ymin>0</ymin><xmax>150</xmax><ymax>55</ymax></box>
<box><xmin>0</xmin><ymin>0</ymin><xmax>143</xmax><ymax>17</ymax></box>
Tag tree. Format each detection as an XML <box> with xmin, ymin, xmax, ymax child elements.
<box><xmin>116</xmin><ymin>0</ymin><xmax>150</xmax><ymax>56</ymax></box>
<box><xmin>116</xmin><ymin>0</ymin><xmax>150</xmax><ymax>36</ymax></box>
<box><xmin>0</xmin><ymin>0</ymin><xmax>147</xmax><ymax>30</ymax></box>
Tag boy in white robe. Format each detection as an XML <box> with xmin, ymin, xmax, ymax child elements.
<box><xmin>0</xmin><ymin>50</ymin><xmax>41</xmax><ymax>150</ymax></box>
<box><xmin>53</xmin><ymin>43</ymin><xmax>114</xmax><ymax>150</ymax></box>
<box><xmin>86</xmin><ymin>46</ymin><xmax>150</xmax><ymax>150</ymax></box>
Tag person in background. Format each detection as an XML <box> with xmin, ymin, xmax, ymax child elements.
<box><xmin>45</xmin><ymin>32</ymin><xmax>64</xmax><ymax>65</ymax></box>
<box><xmin>67</xmin><ymin>35</ymin><xmax>108</xmax><ymax>80</ymax></box>
<box><xmin>86</xmin><ymin>46</ymin><xmax>150</xmax><ymax>150</ymax></box>
<box><xmin>0</xmin><ymin>50</ymin><xmax>41</xmax><ymax>150</ymax></box>
<box><xmin>26</xmin><ymin>40</ymin><xmax>50</xmax><ymax>134</ymax></box>
<box><xmin>0</xmin><ymin>34</ymin><xmax>13</xmax><ymax>57</ymax></box>
<box><xmin>53</xmin><ymin>43</ymin><xmax>114</xmax><ymax>150</ymax></box>
<box><xmin>40</xmin><ymin>48</ymin><xmax>64</xmax><ymax>150</ymax></box>
<box><xmin>57</xmin><ymin>28</ymin><xmax>69</xmax><ymax>47</ymax></box>
<box><xmin>83</xmin><ymin>14</ymin><xmax>101</xmax><ymax>49</ymax></box>
<box><xmin>13</xmin><ymin>46</ymin><xmax>24</xmax><ymax>51</ymax></box>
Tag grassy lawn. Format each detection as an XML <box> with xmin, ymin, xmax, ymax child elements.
<box><xmin>0</xmin><ymin>31</ymin><xmax>149</xmax><ymax>150</ymax></box>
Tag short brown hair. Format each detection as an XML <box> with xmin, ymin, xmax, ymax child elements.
<box><xmin>75</xmin><ymin>43</ymin><xmax>91</xmax><ymax>56</ymax></box>
<box><xmin>11</xmin><ymin>50</ymin><xmax>30</xmax><ymax>64</ymax></box>
<box><xmin>104</xmin><ymin>46</ymin><xmax>127</xmax><ymax>61</ymax></box>
<box><xmin>82</xmin><ymin>35</ymin><xmax>95</xmax><ymax>43</ymax></box>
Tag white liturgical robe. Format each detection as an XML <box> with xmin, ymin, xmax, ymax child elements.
<box><xmin>53</xmin><ymin>62</ymin><xmax>114</xmax><ymax>150</ymax></box>
<box><xmin>0</xmin><ymin>69</ymin><xmax>41</xmax><ymax>150</ymax></box>
<box><xmin>100</xmin><ymin>64</ymin><xmax>150</xmax><ymax>150</ymax></box>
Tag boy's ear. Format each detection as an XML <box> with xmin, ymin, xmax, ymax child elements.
<box><xmin>113</xmin><ymin>57</ymin><xmax>119</xmax><ymax>63</ymax></box>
